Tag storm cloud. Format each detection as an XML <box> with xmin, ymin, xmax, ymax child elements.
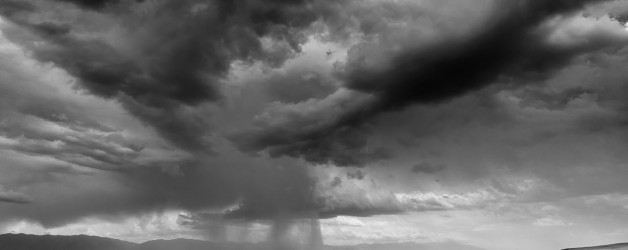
<box><xmin>230</xmin><ymin>0</ymin><xmax>628</xmax><ymax>166</ymax></box>
<box><xmin>0</xmin><ymin>0</ymin><xmax>329</xmax><ymax>152</ymax></box>
<box><xmin>3</xmin><ymin>0</ymin><xmax>628</xmax><ymax>248</ymax></box>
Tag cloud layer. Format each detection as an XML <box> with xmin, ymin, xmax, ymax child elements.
<box><xmin>231</xmin><ymin>0</ymin><xmax>628</xmax><ymax>166</ymax></box>
<box><xmin>2</xmin><ymin>1</ymin><xmax>628</xmax><ymax>248</ymax></box>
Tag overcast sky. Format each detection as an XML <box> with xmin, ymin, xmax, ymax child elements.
<box><xmin>1</xmin><ymin>0</ymin><xmax>628</xmax><ymax>249</ymax></box>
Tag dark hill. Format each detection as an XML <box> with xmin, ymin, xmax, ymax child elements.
<box><xmin>0</xmin><ymin>233</ymin><xmax>136</xmax><ymax>250</ymax></box>
<box><xmin>0</xmin><ymin>233</ymin><xmax>488</xmax><ymax>250</ymax></box>
<box><xmin>563</xmin><ymin>243</ymin><xmax>628</xmax><ymax>250</ymax></box>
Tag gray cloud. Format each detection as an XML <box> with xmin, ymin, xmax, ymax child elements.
<box><xmin>0</xmin><ymin>188</ymin><xmax>31</xmax><ymax>204</ymax></box>
<box><xmin>411</xmin><ymin>162</ymin><xmax>446</xmax><ymax>174</ymax></box>
<box><xmin>0</xmin><ymin>0</ymin><xmax>330</xmax><ymax>152</ymax></box>
<box><xmin>2</xmin><ymin>0</ymin><xmax>628</xmax><ymax>242</ymax></box>
<box><xmin>55</xmin><ymin>0</ymin><xmax>124</xmax><ymax>10</ymax></box>
<box><xmin>0</xmin><ymin>42</ymin><xmax>402</xmax><ymax>233</ymax></box>
<box><xmin>0</xmin><ymin>111</ymin><xmax>142</xmax><ymax>172</ymax></box>
<box><xmin>228</xmin><ymin>89</ymin><xmax>389</xmax><ymax>167</ymax></box>
<box><xmin>230</xmin><ymin>0</ymin><xmax>628</xmax><ymax>166</ymax></box>
<box><xmin>346</xmin><ymin>170</ymin><xmax>366</xmax><ymax>180</ymax></box>
<box><xmin>264</xmin><ymin>71</ymin><xmax>336</xmax><ymax>104</ymax></box>
<box><xmin>0</xmin><ymin>151</ymin><xmax>323</xmax><ymax>228</ymax></box>
<box><xmin>0</xmin><ymin>0</ymin><xmax>35</xmax><ymax>16</ymax></box>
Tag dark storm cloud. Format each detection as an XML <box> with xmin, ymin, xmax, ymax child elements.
<box><xmin>345</xmin><ymin>0</ymin><xmax>617</xmax><ymax>110</ymax></box>
<box><xmin>231</xmin><ymin>0</ymin><xmax>628</xmax><ymax>166</ymax></box>
<box><xmin>0</xmin><ymin>0</ymin><xmax>409</xmax><ymax>229</ymax></box>
<box><xmin>55</xmin><ymin>0</ymin><xmax>121</xmax><ymax>9</ymax></box>
<box><xmin>3</xmin><ymin>0</ymin><xmax>628</xmax><ymax>234</ymax></box>
<box><xmin>0</xmin><ymin>0</ymin><xmax>330</xmax><ymax>152</ymax></box>
<box><xmin>230</xmin><ymin>112</ymin><xmax>392</xmax><ymax>167</ymax></box>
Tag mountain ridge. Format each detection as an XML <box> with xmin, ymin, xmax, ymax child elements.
<box><xmin>563</xmin><ymin>243</ymin><xmax>628</xmax><ymax>250</ymax></box>
<box><xmin>0</xmin><ymin>233</ymin><xmax>489</xmax><ymax>250</ymax></box>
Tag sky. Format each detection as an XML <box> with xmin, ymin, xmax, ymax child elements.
<box><xmin>1</xmin><ymin>0</ymin><xmax>628</xmax><ymax>249</ymax></box>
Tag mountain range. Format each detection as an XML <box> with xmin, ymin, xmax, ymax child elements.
<box><xmin>3</xmin><ymin>234</ymin><xmax>626</xmax><ymax>250</ymax></box>
<box><xmin>563</xmin><ymin>243</ymin><xmax>628</xmax><ymax>250</ymax></box>
<box><xmin>0</xmin><ymin>233</ymin><xmax>486</xmax><ymax>250</ymax></box>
